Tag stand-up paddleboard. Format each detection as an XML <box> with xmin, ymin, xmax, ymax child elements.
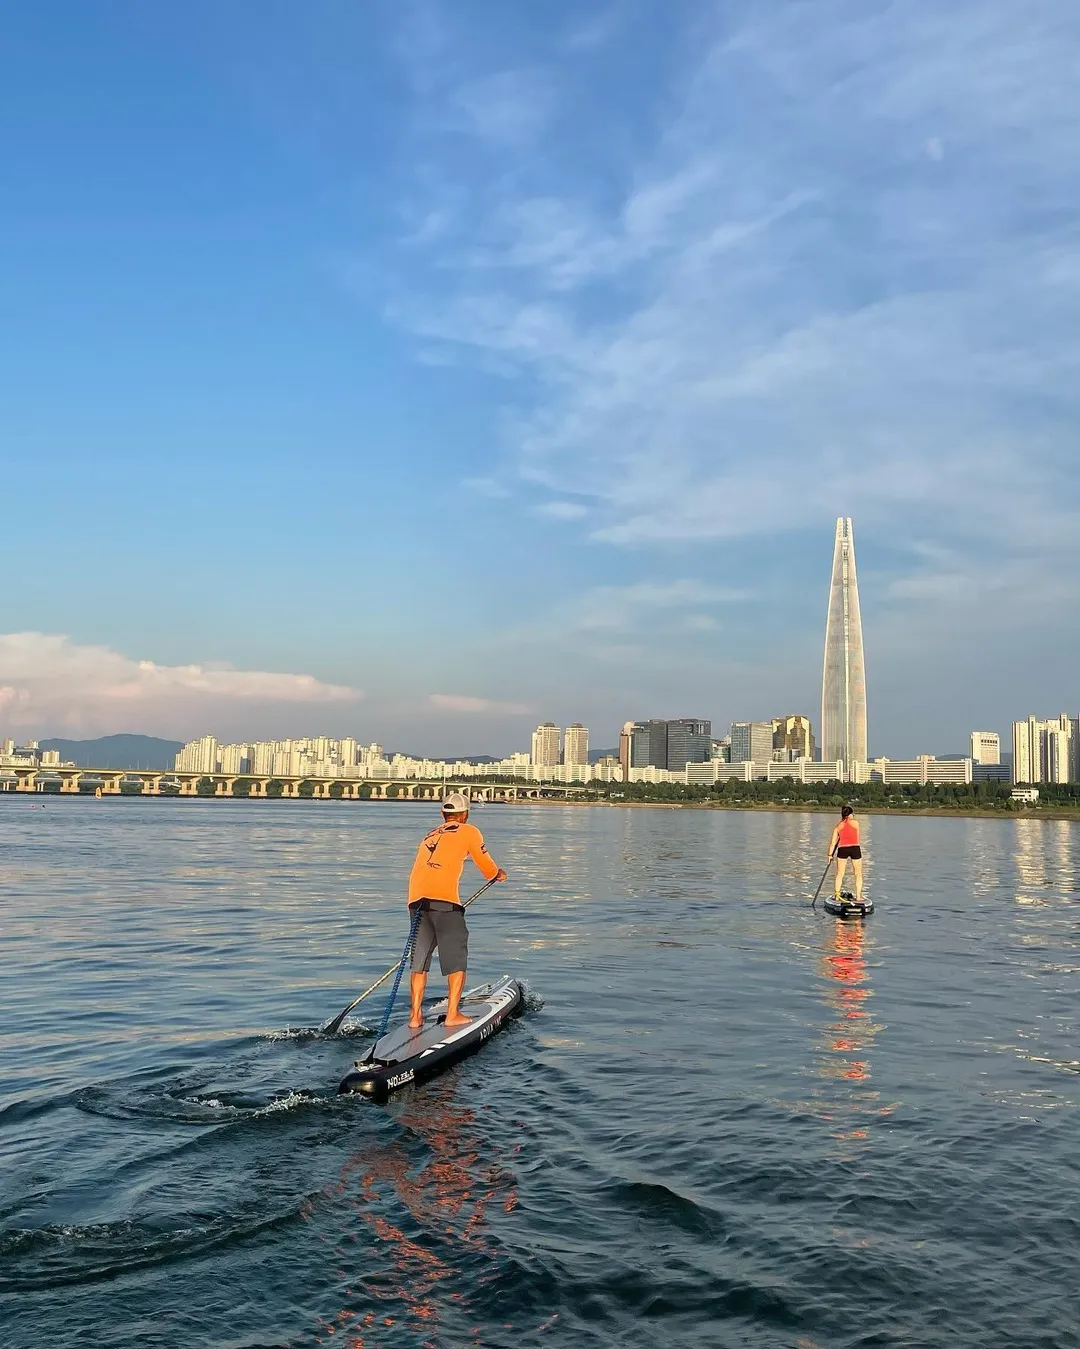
<box><xmin>823</xmin><ymin>893</ymin><xmax>874</xmax><ymax>919</ymax></box>
<box><xmin>338</xmin><ymin>975</ymin><xmax>523</xmax><ymax>1100</ymax></box>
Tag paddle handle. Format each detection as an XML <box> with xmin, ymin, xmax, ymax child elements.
<box><xmin>811</xmin><ymin>845</ymin><xmax>838</xmax><ymax>908</ymax></box>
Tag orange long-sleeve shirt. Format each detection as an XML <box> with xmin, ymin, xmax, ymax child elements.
<box><xmin>407</xmin><ymin>821</ymin><xmax>500</xmax><ymax>906</ymax></box>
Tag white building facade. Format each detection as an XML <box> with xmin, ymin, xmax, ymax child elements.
<box><xmin>970</xmin><ymin>731</ymin><xmax>1001</xmax><ymax>766</ymax></box>
<box><xmin>1012</xmin><ymin>715</ymin><xmax>1078</xmax><ymax>784</ymax></box>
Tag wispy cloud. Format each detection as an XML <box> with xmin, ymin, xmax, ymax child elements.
<box><xmin>385</xmin><ymin>0</ymin><xmax>1080</xmax><ymax>575</ymax></box>
<box><xmin>450</xmin><ymin>68</ymin><xmax>556</xmax><ymax>149</ymax></box>
<box><xmin>533</xmin><ymin>500</ymin><xmax>588</xmax><ymax>521</ymax></box>
<box><xmin>428</xmin><ymin>692</ymin><xmax>533</xmax><ymax>714</ymax></box>
<box><xmin>0</xmin><ymin>633</ymin><xmax>360</xmax><ymax>738</ymax></box>
<box><xmin>567</xmin><ymin>580</ymin><xmax>749</xmax><ymax>633</ymax></box>
<box><xmin>491</xmin><ymin>579</ymin><xmax>750</xmax><ymax>653</ymax></box>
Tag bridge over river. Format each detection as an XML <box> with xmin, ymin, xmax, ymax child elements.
<box><xmin>0</xmin><ymin>767</ymin><xmax>591</xmax><ymax>803</ymax></box>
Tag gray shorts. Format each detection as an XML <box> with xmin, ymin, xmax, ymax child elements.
<box><xmin>410</xmin><ymin>900</ymin><xmax>468</xmax><ymax>976</ymax></box>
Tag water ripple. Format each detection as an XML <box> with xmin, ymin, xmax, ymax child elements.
<box><xmin>1</xmin><ymin>800</ymin><xmax>1079</xmax><ymax>1346</ymax></box>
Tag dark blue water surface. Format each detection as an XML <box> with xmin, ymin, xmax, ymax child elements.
<box><xmin>2</xmin><ymin>798</ymin><xmax>1079</xmax><ymax>1348</ymax></box>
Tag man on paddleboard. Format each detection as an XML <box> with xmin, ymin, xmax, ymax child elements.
<box><xmin>828</xmin><ymin>805</ymin><xmax>864</xmax><ymax>903</ymax></box>
<box><xmin>407</xmin><ymin>792</ymin><xmax>506</xmax><ymax>1030</ymax></box>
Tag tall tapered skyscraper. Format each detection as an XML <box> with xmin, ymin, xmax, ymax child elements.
<box><xmin>821</xmin><ymin>517</ymin><xmax>867</xmax><ymax>772</ymax></box>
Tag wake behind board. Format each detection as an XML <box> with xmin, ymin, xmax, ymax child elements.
<box><xmin>823</xmin><ymin>893</ymin><xmax>874</xmax><ymax>919</ymax></box>
<box><xmin>338</xmin><ymin>975</ymin><xmax>523</xmax><ymax>1100</ymax></box>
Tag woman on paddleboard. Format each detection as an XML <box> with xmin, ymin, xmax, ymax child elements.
<box><xmin>828</xmin><ymin>805</ymin><xmax>864</xmax><ymax>903</ymax></box>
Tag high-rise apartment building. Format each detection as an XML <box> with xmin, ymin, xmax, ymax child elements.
<box><xmin>618</xmin><ymin>721</ymin><xmax>637</xmax><ymax>779</ymax></box>
<box><xmin>530</xmin><ymin>722</ymin><xmax>561</xmax><ymax>767</ymax></box>
<box><xmin>1012</xmin><ymin>715</ymin><xmax>1078</xmax><ymax>784</ymax></box>
<box><xmin>730</xmin><ymin>721</ymin><xmax>774</xmax><ymax>764</ymax></box>
<box><xmin>821</xmin><ymin>517</ymin><xmax>868</xmax><ymax>772</ymax></box>
<box><xmin>772</xmin><ymin>715</ymin><xmax>816</xmax><ymax>762</ymax></box>
<box><xmin>175</xmin><ymin>734</ymin><xmax>218</xmax><ymax>774</ymax></box>
<box><xmin>664</xmin><ymin>718</ymin><xmax>712</xmax><ymax>771</ymax></box>
<box><xmin>218</xmin><ymin>743</ymin><xmax>252</xmax><ymax>775</ymax></box>
<box><xmin>563</xmin><ymin>724</ymin><xmax>589</xmax><ymax>769</ymax></box>
<box><xmin>969</xmin><ymin>732</ymin><xmax>1000</xmax><ymax>766</ymax></box>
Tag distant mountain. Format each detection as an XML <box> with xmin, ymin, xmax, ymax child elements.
<box><xmin>589</xmin><ymin>747</ymin><xmax>617</xmax><ymax>763</ymax></box>
<box><xmin>40</xmin><ymin>734</ymin><xmax>184</xmax><ymax>770</ymax></box>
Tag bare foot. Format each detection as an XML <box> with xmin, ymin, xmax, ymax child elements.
<box><xmin>408</xmin><ymin>1016</ymin><xmax>423</xmax><ymax>1030</ymax></box>
<box><xmin>444</xmin><ymin>1013</ymin><xmax>472</xmax><ymax>1029</ymax></box>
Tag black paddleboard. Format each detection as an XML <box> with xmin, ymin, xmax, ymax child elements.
<box><xmin>338</xmin><ymin>975</ymin><xmax>523</xmax><ymax>1100</ymax></box>
<box><xmin>823</xmin><ymin>894</ymin><xmax>874</xmax><ymax>918</ymax></box>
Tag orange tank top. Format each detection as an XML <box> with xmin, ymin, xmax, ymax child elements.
<box><xmin>837</xmin><ymin>817</ymin><xmax>859</xmax><ymax>847</ymax></box>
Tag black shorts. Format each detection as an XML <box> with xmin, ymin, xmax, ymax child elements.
<box><xmin>409</xmin><ymin>900</ymin><xmax>468</xmax><ymax>975</ymax></box>
<box><xmin>836</xmin><ymin>845</ymin><xmax>862</xmax><ymax>860</ymax></box>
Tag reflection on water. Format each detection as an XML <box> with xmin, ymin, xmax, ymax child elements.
<box><xmin>1013</xmin><ymin>817</ymin><xmax>1079</xmax><ymax>904</ymax></box>
<box><xmin>315</xmin><ymin>1080</ymin><xmax>520</xmax><ymax>1347</ymax></box>
<box><xmin>813</xmin><ymin>917</ymin><xmax>885</xmax><ymax>1153</ymax></box>
<box><xmin>2</xmin><ymin>799</ymin><xmax>1079</xmax><ymax>1349</ymax></box>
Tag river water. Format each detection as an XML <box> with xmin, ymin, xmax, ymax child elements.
<box><xmin>2</xmin><ymin>798</ymin><xmax>1078</xmax><ymax>1348</ymax></box>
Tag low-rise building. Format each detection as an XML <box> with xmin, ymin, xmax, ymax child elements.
<box><xmin>685</xmin><ymin>760</ymin><xmax>754</xmax><ymax>784</ymax></box>
<box><xmin>973</xmin><ymin>763</ymin><xmax>1010</xmax><ymax>783</ymax></box>
<box><xmin>870</xmin><ymin>755</ymin><xmax>973</xmax><ymax>785</ymax></box>
<box><xmin>766</xmin><ymin>759</ymin><xmax>845</xmax><ymax>783</ymax></box>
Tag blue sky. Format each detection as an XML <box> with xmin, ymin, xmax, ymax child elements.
<box><xmin>3</xmin><ymin>0</ymin><xmax>1079</xmax><ymax>756</ymax></box>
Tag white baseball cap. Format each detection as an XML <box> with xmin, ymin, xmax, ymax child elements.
<box><xmin>441</xmin><ymin>791</ymin><xmax>470</xmax><ymax>814</ymax></box>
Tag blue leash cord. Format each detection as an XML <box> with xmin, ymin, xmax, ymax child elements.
<box><xmin>373</xmin><ymin>906</ymin><xmax>423</xmax><ymax>1043</ymax></box>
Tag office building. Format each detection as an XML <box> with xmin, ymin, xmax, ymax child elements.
<box><xmin>1012</xmin><ymin>715</ymin><xmax>1078</xmax><ymax>784</ymax></box>
<box><xmin>973</xmin><ymin>762</ymin><xmax>1010</xmax><ymax>783</ymax></box>
<box><xmin>563</xmin><ymin>724</ymin><xmax>589</xmax><ymax>770</ymax></box>
<box><xmin>970</xmin><ymin>731</ymin><xmax>1000</xmax><ymax>765</ymax></box>
<box><xmin>730</xmin><ymin>721</ymin><xmax>774</xmax><ymax>764</ymax></box>
<box><xmin>821</xmin><ymin>516</ymin><xmax>868</xmax><ymax>773</ymax></box>
<box><xmin>618</xmin><ymin>718</ymin><xmax>711</xmax><ymax>775</ymax></box>
<box><xmin>530</xmin><ymin>722</ymin><xmax>561</xmax><ymax>767</ymax></box>
<box><xmin>619</xmin><ymin>721</ymin><xmax>648</xmax><ymax>778</ymax></box>
<box><xmin>664</xmin><ymin>718</ymin><xmax>712</xmax><ymax>771</ymax></box>
<box><xmin>772</xmin><ymin>714</ymin><xmax>816</xmax><ymax>762</ymax></box>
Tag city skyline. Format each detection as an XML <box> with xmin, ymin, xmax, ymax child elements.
<box><xmin>4</xmin><ymin>5</ymin><xmax>1080</xmax><ymax>754</ymax></box>
<box><xmin>0</xmin><ymin>523</ymin><xmax>1064</xmax><ymax>765</ymax></box>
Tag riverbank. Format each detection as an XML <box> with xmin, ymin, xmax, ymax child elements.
<box><xmin>570</xmin><ymin>798</ymin><xmax>1080</xmax><ymax>821</ymax></box>
<box><xmin>4</xmin><ymin>791</ymin><xmax>1079</xmax><ymax>822</ymax></box>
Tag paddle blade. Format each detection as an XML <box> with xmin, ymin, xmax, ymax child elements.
<box><xmin>320</xmin><ymin>1001</ymin><xmax>359</xmax><ymax>1036</ymax></box>
<box><xmin>320</xmin><ymin>960</ymin><xmax>399</xmax><ymax>1034</ymax></box>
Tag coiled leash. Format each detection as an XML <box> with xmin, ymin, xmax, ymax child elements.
<box><xmin>368</xmin><ymin>904</ymin><xmax>424</xmax><ymax>1054</ymax></box>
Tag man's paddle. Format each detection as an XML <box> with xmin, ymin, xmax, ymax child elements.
<box><xmin>810</xmin><ymin>846</ymin><xmax>837</xmax><ymax>910</ymax></box>
<box><xmin>321</xmin><ymin>878</ymin><xmax>498</xmax><ymax>1035</ymax></box>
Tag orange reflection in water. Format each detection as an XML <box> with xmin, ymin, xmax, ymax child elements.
<box><xmin>824</xmin><ymin>923</ymin><xmax>872</xmax><ymax>1083</ymax></box>
<box><xmin>313</xmin><ymin>1079</ymin><xmax>522</xmax><ymax>1348</ymax></box>
<box><xmin>814</xmin><ymin>918</ymin><xmax>888</xmax><ymax>1148</ymax></box>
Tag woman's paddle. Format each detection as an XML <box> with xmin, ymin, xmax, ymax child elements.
<box><xmin>321</xmin><ymin>878</ymin><xmax>498</xmax><ymax>1034</ymax></box>
<box><xmin>810</xmin><ymin>846</ymin><xmax>837</xmax><ymax>910</ymax></box>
